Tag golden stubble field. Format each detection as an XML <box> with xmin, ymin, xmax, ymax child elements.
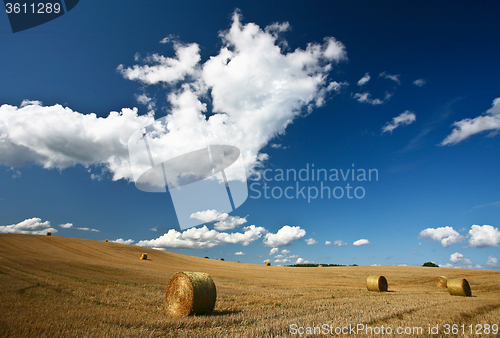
<box><xmin>0</xmin><ymin>234</ymin><xmax>499</xmax><ymax>337</ymax></box>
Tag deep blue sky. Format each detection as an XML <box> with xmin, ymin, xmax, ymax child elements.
<box><xmin>1</xmin><ymin>1</ymin><xmax>499</xmax><ymax>269</ymax></box>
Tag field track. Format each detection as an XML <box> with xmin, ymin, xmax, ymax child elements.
<box><xmin>0</xmin><ymin>234</ymin><xmax>499</xmax><ymax>337</ymax></box>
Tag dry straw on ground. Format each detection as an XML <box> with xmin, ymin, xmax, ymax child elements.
<box><xmin>46</xmin><ymin>232</ymin><xmax>51</xmax><ymax>236</ymax></box>
<box><xmin>447</xmin><ymin>278</ymin><xmax>472</xmax><ymax>297</ymax></box>
<box><xmin>435</xmin><ymin>276</ymin><xmax>448</xmax><ymax>288</ymax></box>
<box><xmin>140</xmin><ymin>253</ymin><xmax>147</xmax><ymax>260</ymax></box>
<box><xmin>165</xmin><ymin>271</ymin><xmax>217</xmax><ymax>318</ymax></box>
<box><xmin>367</xmin><ymin>275</ymin><xmax>388</xmax><ymax>292</ymax></box>
<box><xmin>265</xmin><ymin>261</ymin><xmax>271</xmax><ymax>266</ymax></box>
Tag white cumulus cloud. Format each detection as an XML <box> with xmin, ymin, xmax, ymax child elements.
<box><xmin>269</xmin><ymin>247</ymin><xmax>279</xmax><ymax>255</ymax></box>
<box><xmin>418</xmin><ymin>226</ymin><xmax>464</xmax><ymax>247</ymax></box>
<box><xmin>234</xmin><ymin>251</ymin><xmax>245</xmax><ymax>256</ymax></box>
<box><xmin>0</xmin><ymin>101</ymin><xmax>152</xmax><ymax>181</ymax></box>
<box><xmin>441</xmin><ymin>97</ymin><xmax>500</xmax><ymax>145</ymax></box>
<box><xmin>263</xmin><ymin>225</ymin><xmax>306</xmax><ymax>247</ymax></box>
<box><xmin>353</xmin><ymin>239</ymin><xmax>370</xmax><ymax>246</ymax></box>
<box><xmin>190</xmin><ymin>209</ymin><xmax>247</xmax><ymax>231</ymax></box>
<box><xmin>468</xmin><ymin>224</ymin><xmax>500</xmax><ymax>248</ymax></box>
<box><xmin>382</xmin><ymin>110</ymin><xmax>416</xmax><ymax>134</ymax></box>
<box><xmin>136</xmin><ymin>224</ymin><xmax>266</xmax><ymax>250</ymax></box>
<box><xmin>305</xmin><ymin>238</ymin><xmax>318</xmax><ymax>245</ymax></box>
<box><xmin>1</xmin><ymin>12</ymin><xmax>347</xmax><ymax>183</ymax></box>
<box><xmin>59</xmin><ymin>223</ymin><xmax>73</xmax><ymax>228</ymax></box>
<box><xmin>0</xmin><ymin>217</ymin><xmax>57</xmax><ymax>235</ymax></box>
<box><xmin>112</xmin><ymin>238</ymin><xmax>135</xmax><ymax>245</ymax></box>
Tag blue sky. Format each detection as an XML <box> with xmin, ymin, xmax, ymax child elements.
<box><xmin>1</xmin><ymin>1</ymin><xmax>499</xmax><ymax>269</ymax></box>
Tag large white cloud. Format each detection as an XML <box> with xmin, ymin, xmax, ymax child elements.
<box><xmin>382</xmin><ymin>110</ymin><xmax>416</xmax><ymax>134</ymax></box>
<box><xmin>0</xmin><ymin>217</ymin><xmax>57</xmax><ymax>235</ymax></box>
<box><xmin>136</xmin><ymin>224</ymin><xmax>266</xmax><ymax>250</ymax></box>
<box><xmin>0</xmin><ymin>101</ymin><xmax>153</xmax><ymax>181</ymax></box>
<box><xmin>441</xmin><ymin>97</ymin><xmax>500</xmax><ymax>145</ymax></box>
<box><xmin>1</xmin><ymin>12</ymin><xmax>347</xmax><ymax>183</ymax></box>
<box><xmin>418</xmin><ymin>226</ymin><xmax>464</xmax><ymax>247</ymax></box>
<box><xmin>468</xmin><ymin>224</ymin><xmax>500</xmax><ymax>248</ymax></box>
<box><xmin>119</xmin><ymin>11</ymin><xmax>347</xmax><ymax>176</ymax></box>
<box><xmin>263</xmin><ymin>225</ymin><xmax>306</xmax><ymax>247</ymax></box>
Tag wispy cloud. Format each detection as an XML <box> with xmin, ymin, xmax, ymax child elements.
<box><xmin>357</xmin><ymin>72</ymin><xmax>370</xmax><ymax>86</ymax></box>
<box><xmin>413</xmin><ymin>79</ymin><xmax>426</xmax><ymax>87</ymax></box>
<box><xmin>382</xmin><ymin>110</ymin><xmax>416</xmax><ymax>134</ymax></box>
<box><xmin>379</xmin><ymin>71</ymin><xmax>401</xmax><ymax>85</ymax></box>
<box><xmin>441</xmin><ymin>97</ymin><xmax>500</xmax><ymax>145</ymax></box>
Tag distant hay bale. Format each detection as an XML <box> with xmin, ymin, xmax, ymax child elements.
<box><xmin>46</xmin><ymin>232</ymin><xmax>51</xmax><ymax>236</ymax></box>
<box><xmin>435</xmin><ymin>276</ymin><xmax>448</xmax><ymax>288</ymax></box>
<box><xmin>105</xmin><ymin>239</ymin><xmax>109</xmax><ymax>242</ymax></box>
<box><xmin>318</xmin><ymin>265</ymin><xmax>323</xmax><ymax>267</ymax></box>
<box><xmin>140</xmin><ymin>253</ymin><xmax>147</xmax><ymax>260</ymax></box>
<box><xmin>218</xmin><ymin>258</ymin><xmax>224</xmax><ymax>261</ymax></box>
<box><xmin>367</xmin><ymin>275</ymin><xmax>388</xmax><ymax>292</ymax></box>
<box><xmin>165</xmin><ymin>271</ymin><xmax>217</xmax><ymax>318</ymax></box>
<box><xmin>447</xmin><ymin>278</ymin><xmax>472</xmax><ymax>297</ymax></box>
<box><xmin>265</xmin><ymin>261</ymin><xmax>271</xmax><ymax>266</ymax></box>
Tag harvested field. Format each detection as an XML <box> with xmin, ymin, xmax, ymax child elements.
<box><xmin>0</xmin><ymin>234</ymin><xmax>499</xmax><ymax>337</ymax></box>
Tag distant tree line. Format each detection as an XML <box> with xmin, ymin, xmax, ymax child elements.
<box><xmin>286</xmin><ymin>263</ymin><xmax>358</xmax><ymax>267</ymax></box>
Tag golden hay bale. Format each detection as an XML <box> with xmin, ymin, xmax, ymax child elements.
<box><xmin>435</xmin><ymin>276</ymin><xmax>448</xmax><ymax>288</ymax></box>
<box><xmin>318</xmin><ymin>265</ymin><xmax>323</xmax><ymax>267</ymax></box>
<box><xmin>165</xmin><ymin>271</ymin><xmax>217</xmax><ymax>317</ymax></box>
<box><xmin>140</xmin><ymin>253</ymin><xmax>147</xmax><ymax>260</ymax></box>
<box><xmin>447</xmin><ymin>278</ymin><xmax>472</xmax><ymax>297</ymax></box>
<box><xmin>105</xmin><ymin>239</ymin><xmax>109</xmax><ymax>242</ymax></box>
<box><xmin>265</xmin><ymin>261</ymin><xmax>271</xmax><ymax>266</ymax></box>
<box><xmin>46</xmin><ymin>232</ymin><xmax>51</xmax><ymax>236</ymax></box>
<box><xmin>367</xmin><ymin>275</ymin><xmax>388</xmax><ymax>292</ymax></box>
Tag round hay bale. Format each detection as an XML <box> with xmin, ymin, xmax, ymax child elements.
<box><xmin>165</xmin><ymin>271</ymin><xmax>217</xmax><ymax>317</ymax></box>
<box><xmin>367</xmin><ymin>275</ymin><xmax>388</xmax><ymax>292</ymax></box>
<box><xmin>265</xmin><ymin>261</ymin><xmax>271</xmax><ymax>266</ymax></box>
<box><xmin>46</xmin><ymin>232</ymin><xmax>51</xmax><ymax>236</ymax></box>
<box><xmin>140</xmin><ymin>253</ymin><xmax>147</xmax><ymax>260</ymax></box>
<box><xmin>105</xmin><ymin>239</ymin><xmax>109</xmax><ymax>242</ymax></box>
<box><xmin>435</xmin><ymin>276</ymin><xmax>448</xmax><ymax>288</ymax></box>
<box><xmin>447</xmin><ymin>278</ymin><xmax>472</xmax><ymax>297</ymax></box>
<box><xmin>318</xmin><ymin>265</ymin><xmax>323</xmax><ymax>267</ymax></box>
